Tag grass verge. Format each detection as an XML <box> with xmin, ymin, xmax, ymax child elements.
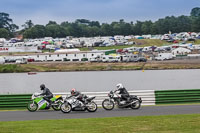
<box><xmin>0</xmin><ymin>64</ymin><xmax>25</xmax><ymax>73</ymax></box>
<box><xmin>1</xmin><ymin>60</ymin><xmax>200</xmax><ymax>73</ymax></box>
<box><xmin>1</xmin><ymin>114</ymin><xmax>200</xmax><ymax>133</ymax></box>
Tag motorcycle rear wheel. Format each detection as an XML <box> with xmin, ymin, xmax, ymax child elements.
<box><xmin>27</xmin><ymin>101</ymin><xmax>38</xmax><ymax>112</ymax></box>
<box><xmin>130</xmin><ymin>99</ymin><xmax>141</xmax><ymax>109</ymax></box>
<box><xmin>86</xmin><ymin>101</ymin><xmax>97</xmax><ymax>112</ymax></box>
<box><xmin>60</xmin><ymin>103</ymin><xmax>72</xmax><ymax>113</ymax></box>
<box><xmin>102</xmin><ymin>99</ymin><xmax>114</xmax><ymax>110</ymax></box>
<box><xmin>52</xmin><ymin>100</ymin><xmax>62</xmax><ymax>111</ymax></box>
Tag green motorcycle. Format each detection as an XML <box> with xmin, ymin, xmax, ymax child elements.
<box><xmin>27</xmin><ymin>93</ymin><xmax>63</xmax><ymax>112</ymax></box>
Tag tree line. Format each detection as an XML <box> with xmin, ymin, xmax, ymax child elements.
<box><xmin>0</xmin><ymin>7</ymin><xmax>200</xmax><ymax>39</ymax></box>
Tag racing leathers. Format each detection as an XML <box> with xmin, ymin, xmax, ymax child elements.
<box><xmin>71</xmin><ymin>91</ymin><xmax>87</xmax><ymax>104</ymax></box>
<box><xmin>117</xmin><ymin>87</ymin><xmax>130</xmax><ymax>102</ymax></box>
<box><xmin>40</xmin><ymin>88</ymin><xmax>53</xmax><ymax>106</ymax></box>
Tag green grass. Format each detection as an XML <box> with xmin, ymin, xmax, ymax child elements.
<box><xmin>0</xmin><ymin>64</ymin><xmax>25</xmax><ymax>73</ymax></box>
<box><xmin>191</xmin><ymin>39</ymin><xmax>200</xmax><ymax>44</ymax></box>
<box><xmin>79</xmin><ymin>39</ymin><xmax>169</xmax><ymax>51</ymax></box>
<box><xmin>79</xmin><ymin>45</ymin><xmax>136</xmax><ymax>51</ymax></box>
<box><xmin>130</xmin><ymin>39</ymin><xmax>172</xmax><ymax>47</ymax></box>
<box><xmin>1</xmin><ymin>114</ymin><xmax>200</xmax><ymax>133</ymax></box>
<box><xmin>79</xmin><ymin>39</ymin><xmax>200</xmax><ymax>51</ymax></box>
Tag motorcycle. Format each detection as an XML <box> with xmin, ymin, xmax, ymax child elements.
<box><xmin>60</xmin><ymin>95</ymin><xmax>98</xmax><ymax>113</ymax></box>
<box><xmin>102</xmin><ymin>90</ymin><xmax>142</xmax><ymax>110</ymax></box>
<box><xmin>27</xmin><ymin>93</ymin><xmax>63</xmax><ymax>112</ymax></box>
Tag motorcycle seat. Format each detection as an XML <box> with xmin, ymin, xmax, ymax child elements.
<box><xmin>86</xmin><ymin>96</ymin><xmax>96</xmax><ymax>101</ymax></box>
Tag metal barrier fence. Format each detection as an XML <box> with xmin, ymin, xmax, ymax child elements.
<box><xmin>0</xmin><ymin>94</ymin><xmax>31</xmax><ymax>108</ymax></box>
<box><xmin>155</xmin><ymin>89</ymin><xmax>200</xmax><ymax>104</ymax></box>
<box><xmin>1</xmin><ymin>89</ymin><xmax>200</xmax><ymax>109</ymax></box>
<box><xmin>0</xmin><ymin>90</ymin><xmax>155</xmax><ymax>109</ymax></box>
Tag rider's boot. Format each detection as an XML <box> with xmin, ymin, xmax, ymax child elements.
<box><xmin>47</xmin><ymin>101</ymin><xmax>52</xmax><ymax>108</ymax></box>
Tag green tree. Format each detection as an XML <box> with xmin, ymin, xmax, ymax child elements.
<box><xmin>75</xmin><ymin>19</ymin><xmax>90</xmax><ymax>25</ymax></box>
<box><xmin>23</xmin><ymin>25</ymin><xmax>46</xmax><ymax>39</ymax></box>
<box><xmin>46</xmin><ymin>21</ymin><xmax>57</xmax><ymax>26</ymax></box>
<box><xmin>0</xmin><ymin>28</ymin><xmax>9</xmax><ymax>38</ymax></box>
<box><xmin>87</xmin><ymin>26</ymin><xmax>100</xmax><ymax>36</ymax></box>
<box><xmin>100</xmin><ymin>23</ymin><xmax>113</xmax><ymax>36</ymax></box>
<box><xmin>190</xmin><ymin>7</ymin><xmax>200</xmax><ymax>17</ymax></box>
<box><xmin>0</xmin><ymin>12</ymin><xmax>18</xmax><ymax>35</ymax></box>
<box><xmin>60</xmin><ymin>21</ymin><xmax>70</xmax><ymax>27</ymax></box>
<box><xmin>191</xmin><ymin>16</ymin><xmax>200</xmax><ymax>32</ymax></box>
<box><xmin>89</xmin><ymin>21</ymin><xmax>100</xmax><ymax>27</ymax></box>
<box><xmin>22</xmin><ymin>20</ymin><xmax>34</xmax><ymax>29</ymax></box>
<box><xmin>45</xmin><ymin>24</ymin><xmax>66</xmax><ymax>38</ymax></box>
<box><xmin>133</xmin><ymin>21</ymin><xmax>143</xmax><ymax>35</ymax></box>
<box><xmin>141</xmin><ymin>21</ymin><xmax>153</xmax><ymax>34</ymax></box>
<box><xmin>0</xmin><ymin>12</ymin><xmax>12</xmax><ymax>29</ymax></box>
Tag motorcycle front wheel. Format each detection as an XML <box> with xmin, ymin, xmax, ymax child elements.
<box><xmin>130</xmin><ymin>99</ymin><xmax>141</xmax><ymax>109</ymax></box>
<box><xmin>27</xmin><ymin>101</ymin><xmax>38</xmax><ymax>112</ymax></box>
<box><xmin>86</xmin><ymin>101</ymin><xmax>98</xmax><ymax>112</ymax></box>
<box><xmin>102</xmin><ymin>99</ymin><xmax>114</xmax><ymax>110</ymax></box>
<box><xmin>60</xmin><ymin>103</ymin><xmax>72</xmax><ymax>113</ymax></box>
<box><xmin>52</xmin><ymin>99</ymin><xmax>62</xmax><ymax>111</ymax></box>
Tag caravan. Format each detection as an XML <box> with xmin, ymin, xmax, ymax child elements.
<box><xmin>102</xmin><ymin>55</ymin><xmax>120</xmax><ymax>62</ymax></box>
<box><xmin>155</xmin><ymin>53</ymin><xmax>174</xmax><ymax>61</ymax></box>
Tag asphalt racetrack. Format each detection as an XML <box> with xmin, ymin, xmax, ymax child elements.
<box><xmin>1</xmin><ymin>105</ymin><xmax>200</xmax><ymax>121</ymax></box>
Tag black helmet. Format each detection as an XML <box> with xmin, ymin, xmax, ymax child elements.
<box><xmin>40</xmin><ymin>84</ymin><xmax>45</xmax><ymax>90</ymax></box>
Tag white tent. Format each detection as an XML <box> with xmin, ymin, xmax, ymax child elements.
<box><xmin>172</xmin><ymin>47</ymin><xmax>191</xmax><ymax>56</ymax></box>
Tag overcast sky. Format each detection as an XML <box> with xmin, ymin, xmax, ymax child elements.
<box><xmin>1</xmin><ymin>0</ymin><xmax>200</xmax><ymax>28</ymax></box>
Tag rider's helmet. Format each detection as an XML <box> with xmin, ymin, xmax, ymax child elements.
<box><xmin>116</xmin><ymin>83</ymin><xmax>123</xmax><ymax>90</ymax></box>
<box><xmin>40</xmin><ymin>84</ymin><xmax>45</xmax><ymax>90</ymax></box>
<box><xmin>71</xmin><ymin>88</ymin><xmax>76</xmax><ymax>95</ymax></box>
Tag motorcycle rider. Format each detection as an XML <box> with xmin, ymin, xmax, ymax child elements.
<box><xmin>115</xmin><ymin>83</ymin><xmax>130</xmax><ymax>102</ymax></box>
<box><xmin>39</xmin><ymin>84</ymin><xmax>53</xmax><ymax>107</ymax></box>
<box><xmin>70</xmin><ymin>88</ymin><xmax>87</xmax><ymax>104</ymax></box>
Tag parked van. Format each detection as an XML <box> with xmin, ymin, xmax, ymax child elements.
<box><xmin>155</xmin><ymin>53</ymin><xmax>174</xmax><ymax>61</ymax></box>
<box><xmin>102</xmin><ymin>55</ymin><xmax>120</xmax><ymax>62</ymax></box>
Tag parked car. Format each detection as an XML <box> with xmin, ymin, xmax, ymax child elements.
<box><xmin>27</xmin><ymin>58</ymin><xmax>35</xmax><ymax>62</ymax></box>
<box><xmin>136</xmin><ymin>57</ymin><xmax>147</xmax><ymax>62</ymax></box>
<box><xmin>102</xmin><ymin>55</ymin><xmax>120</xmax><ymax>62</ymax></box>
<box><xmin>15</xmin><ymin>58</ymin><xmax>27</xmax><ymax>64</ymax></box>
<box><xmin>90</xmin><ymin>57</ymin><xmax>101</xmax><ymax>62</ymax></box>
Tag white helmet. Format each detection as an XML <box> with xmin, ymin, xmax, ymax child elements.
<box><xmin>116</xmin><ymin>83</ymin><xmax>123</xmax><ymax>89</ymax></box>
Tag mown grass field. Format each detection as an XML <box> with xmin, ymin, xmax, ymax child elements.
<box><xmin>79</xmin><ymin>39</ymin><xmax>169</xmax><ymax>51</ymax></box>
<box><xmin>1</xmin><ymin>60</ymin><xmax>200</xmax><ymax>73</ymax></box>
<box><xmin>1</xmin><ymin>114</ymin><xmax>200</xmax><ymax>133</ymax></box>
<box><xmin>79</xmin><ymin>39</ymin><xmax>200</xmax><ymax>51</ymax></box>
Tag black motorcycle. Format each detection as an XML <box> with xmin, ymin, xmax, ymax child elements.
<box><xmin>102</xmin><ymin>90</ymin><xmax>142</xmax><ymax>110</ymax></box>
<box><xmin>60</xmin><ymin>95</ymin><xmax>98</xmax><ymax>113</ymax></box>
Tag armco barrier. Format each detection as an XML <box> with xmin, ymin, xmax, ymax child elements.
<box><xmin>2</xmin><ymin>89</ymin><xmax>200</xmax><ymax>109</ymax></box>
<box><xmin>0</xmin><ymin>90</ymin><xmax>155</xmax><ymax>109</ymax></box>
<box><xmin>155</xmin><ymin>89</ymin><xmax>200</xmax><ymax>104</ymax></box>
<box><xmin>0</xmin><ymin>94</ymin><xmax>32</xmax><ymax>108</ymax></box>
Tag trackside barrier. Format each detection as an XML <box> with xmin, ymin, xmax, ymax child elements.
<box><xmin>2</xmin><ymin>89</ymin><xmax>200</xmax><ymax>109</ymax></box>
<box><xmin>1</xmin><ymin>89</ymin><xmax>200</xmax><ymax>109</ymax></box>
<box><xmin>155</xmin><ymin>89</ymin><xmax>200</xmax><ymax>104</ymax></box>
<box><xmin>0</xmin><ymin>90</ymin><xmax>155</xmax><ymax>109</ymax></box>
<box><xmin>0</xmin><ymin>94</ymin><xmax>32</xmax><ymax>108</ymax></box>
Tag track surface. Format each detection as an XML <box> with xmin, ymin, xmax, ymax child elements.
<box><xmin>1</xmin><ymin>105</ymin><xmax>200</xmax><ymax>121</ymax></box>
